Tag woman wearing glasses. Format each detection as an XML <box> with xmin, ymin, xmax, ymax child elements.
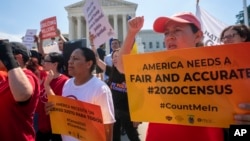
<box><xmin>36</xmin><ymin>52</ymin><xmax>69</xmax><ymax>141</ymax></box>
<box><xmin>220</xmin><ymin>24</ymin><xmax>250</xmax><ymax>44</ymax></box>
<box><xmin>89</xmin><ymin>35</ymin><xmax>141</xmax><ymax>141</ymax></box>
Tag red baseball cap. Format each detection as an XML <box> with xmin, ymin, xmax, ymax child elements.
<box><xmin>153</xmin><ymin>12</ymin><xmax>201</xmax><ymax>33</ymax></box>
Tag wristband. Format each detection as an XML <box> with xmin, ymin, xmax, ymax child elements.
<box><xmin>0</xmin><ymin>40</ymin><xmax>19</xmax><ymax>71</ymax></box>
<box><xmin>2</xmin><ymin>55</ymin><xmax>19</xmax><ymax>71</ymax></box>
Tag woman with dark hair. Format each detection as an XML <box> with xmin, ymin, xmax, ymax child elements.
<box><xmin>117</xmin><ymin>13</ymin><xmax>250</xmax><ymax>141</ymax></box>
<box><xmin>27</xmin><ymin>50</ymin><xmax>47</xmax><ymax>83</ymax></box>
<box><xmin>30</xmin><ymin>50</ymin><xmax>43</xmax><ymax>66</ymax></box>
<box><xmin>45</xmin><ymin>47</ymin><xmax>115</xmax><ymax>141</ymax></box>
<box><xmin>116</xmin><ymin>13</ymin><xmax>224</xmax><ymax>141</ymax></box>
<box><xmin>43</xmin><ymin>52</ymin><xmax>66</xmax><ymax>74</ymax></box>
<box><xmin>27</xmin><ymin>50</ymin><xmax>47</xmax><ymax>133</ymax></box>
<box><xmin>89</xmin><ymin>35</ymin><xmax>141</xmax><ymax>141</ymax></box>
<box><xmin>36</xmin><ymin>52</ymin><xmax>69</xmax><ymax>141</ymax></box>
<box><xmin>220</xmin><ymin>24</ymin><xmax>250</xmax><ymax>44</ymax></box>
<box><xmin>96</xmin><ymin>44</ymin><xmax>106</xmax><ymax>80</ymax></box>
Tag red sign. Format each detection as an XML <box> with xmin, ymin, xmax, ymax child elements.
<box><xmin>40</xmin><ymin>16</ymin><xmax>57</xmax><ymax>39</ymax></box>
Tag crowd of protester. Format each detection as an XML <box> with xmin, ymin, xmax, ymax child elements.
<box><xmin>1</xmin><ymin>9</ymin><xmax>250</xmax><ymax>141</ymax></box>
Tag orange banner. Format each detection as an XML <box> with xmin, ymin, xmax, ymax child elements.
<box><xmin>48</xmin><ymin>95</ymin><xmax>105</xmax><ymax>141</ymax></box>
<box><xmin>123</xmin><ymin>42</ymin><xmax>250</xmax><ymax>128</ymax></box>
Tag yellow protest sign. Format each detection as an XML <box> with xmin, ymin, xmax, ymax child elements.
<box><xmin>123</xmin><ymin>42</ymin><xmax>250</xmax><ymax>128</ymax></box>
<box><xmin>130</xmin><ymin>42</ymin><xmax>138</xmax><ymax>54</ymax></box>
<box><xmin>48</xmin><ymin>95</ymin><xmax>105</xmax><ymax>141</ymax></box>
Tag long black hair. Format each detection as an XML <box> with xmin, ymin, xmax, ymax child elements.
<box><xmin>108</xmin><ymin>49</ymin><xmax>125</xmax><ymax>83</ymax></box>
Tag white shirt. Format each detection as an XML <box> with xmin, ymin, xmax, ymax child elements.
<box><xmin>103</xmin><ymin>53</ymin><xmax>113</xmax><ymax>81</ymax></box>
<box><xmin>61</xmin><ymin>76</ymin><xmax>115</xmax><ymax>141</ymax></box>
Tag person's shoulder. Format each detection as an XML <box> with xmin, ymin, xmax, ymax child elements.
<box><xmin>23</xmin><ymin>69</ymin><xmax>38</xmax><ymax>79</ymax></box>
<box><xmin>89</xmin><ymin>77</ymin><xmax>107</xmax><ymax>86</ymax></box>
<box><xmin>104</xmin><ymin>54</ymin><xmax>112</xmax><ymax>58</ymax></box>
<box><xmin>0</xmin><ymin>71</ymin><xmax>7</xmax><ymax>76</ymax></box>
<box><xmin>63</xmin><ymin>77</ymin><xmax>73</xmax><ymax>85</ymax></box>
<box><xmin>60</xmin><ymin>74</ymin><xmax>70</xmax><ymax>79</ymax></box>
<box><xmin>106</xmin><ymin>54</ymin><xmax>112</xmax><ymax>57</ymax></box>
<box><xmin>55</xmin><ymin>74</ymin><xmax>69</xmax><ymax>84</ymax></box>
<box><xmin>0</xmin><ymin>71</ymin><xmax>7</xmax><ymax>80</ymax></box>
<box><xmin>91</xmin><ymin>76</ymin><xmax>103</xmax><ymax>82</ymax></box>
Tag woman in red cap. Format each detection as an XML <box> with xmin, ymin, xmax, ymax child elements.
<box><xmin>116</xmin><ymin>12</ymin><xmax>250</xmax><ymax>141</ymax></box>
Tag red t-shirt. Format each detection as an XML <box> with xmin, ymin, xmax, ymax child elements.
<box><xmin>146</xmin><ymin>123</ymin><xmax>224</xmax><ymax>141</ymax></box>
<box><xmin>36</xmin><ymin>74</ymin><xmax>69</xmax><ymax>132</ymax></box>
<box><xmin>0</xmin><ymin>70</ymin><xmax>40</xmax><ymax>141</ymax></box>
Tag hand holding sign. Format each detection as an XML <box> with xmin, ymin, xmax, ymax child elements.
<box><xmin>83</xmin><ymin>0</ymin><xmax>115</xmax><ymax>47</ymax></box>
<box><xmin>234</xmin><ymin>103</ymin><xmax>250</xmax><ymax>124</ymax></box>
<box><xmin>40</xmin><ymin>16</ymin><xmax>57</xmax><ymax>40</ymax></box>
<box><xmin>48</xmin><ymin>95</ymin><xmax>106</xmax><ymax>141</ymax></box>
<box><xmin>22</xmin><ymin>29</ymin><xmax>37</xmax><ymax>49</ymax></box>
<box><xmin>123</xmin><ymin>42</ymin><xmax>250</xmax><ymax>128</ymax></box>
<box><xmin>45</xmin><ymin>101</ymin><xmax>55</xmax><ymax>115</ymax></box>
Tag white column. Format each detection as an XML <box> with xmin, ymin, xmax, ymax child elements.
<box><xmin>243</xmin><ymin>0</ymin><xmax>249</xmax><ymax>26</ymax></box>
<box><xmin>77</xmin><ymin>16</ymin><xmax>82</xmax><ymax>39</ymax></box>
<box><xmin>68</xmin><ymin>16</ymin><xmax>74</xmax><ymax>40</ymax></box>
<box><xmin>113</xmin><ymin>14</ymin><xmax>118</xmax><ymax>38</ymax></box>
<box><xmin>122</xmin><ymin>14</ymin><xmax>127</xmax><ymax>40</ymax></box>
<box><xmin>86</xmin><ymin>21</ymin><xmax>89</xmax><ymax>47</ymax></box>
<box><xmin>132</xmin><ymin>13</ymin><xmax>136</xmax><ymax>17</ymax></box>
<box><xmin>106</xmin><ymin>14</ymin><xmax>110</xmax><ymax>53</ymax></box>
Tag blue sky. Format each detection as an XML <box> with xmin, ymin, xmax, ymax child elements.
<box><xmin>0</xmin><ymin>0</ymin><xmax>246</xmax><ymax>39</ymax></box>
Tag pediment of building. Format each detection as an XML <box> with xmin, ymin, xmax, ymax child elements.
<box><xmin>65</xmin><ymin>0</ymin><xmax>137</xmax><ymax>10</ymax></box>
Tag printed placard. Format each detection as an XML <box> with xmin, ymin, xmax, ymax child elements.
<box><xmin>48</xmin><ymin>95</ymin><xmax>105</xmax><ymax>141</ymax></box>
<box><xmin>40</xmin><ymin>16</ymin><xmax>57</xmax><ymax>39</ymax></box>
<box><xmin>123</xmin><ymin>42</ymin><xmax>250</xmax><ymax>128</ymax></box>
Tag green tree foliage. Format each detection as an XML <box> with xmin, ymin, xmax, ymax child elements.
<box><xmin>236</xmin><ymin>5</ymin><xmax>250</xmax><ymax>25</ymax></box>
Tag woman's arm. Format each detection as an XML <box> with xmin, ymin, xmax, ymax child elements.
<box><xmin>57</xmin><ymin>28</ymin><xmax>67</xmax><ymax>42</ymax></box>
<box><xmin>234</xmin><ymin>103</ymin><xmax>250</xmax><ymax>124</ymax></box>
<box><xmin>116</xmin><ymin>16</ymin><xmax>144</xmax><ymax>73</ymax></box>
<box><xmin>8</xmin><ymin>68</ymin><xmax>34</xmax><ymax>101</ymax></box>
<box><xmin>104</xmin><ymin>123</ymin><xmax>114</xmax><ymax>141</ymax></box>
<box><xmin>0</xmin><ymin>40</ymin><xmax>33</xmax><ymax>102</ymax></box>
<box><xmin>35</xmin><ymin>32</ymin><xmax>46</xmax><ymax>57</ymax></box>
<box><xmin>89</xmin><ymin>33</ymin><xmax>107</xmax><ymax>72</ymax></box>
<box><xmin>44</xmin><ymin>70</ymin><xmax>55</xmax><ymax>96</ymax></box>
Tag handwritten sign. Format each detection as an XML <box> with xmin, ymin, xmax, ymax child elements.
<box><xmin>40</xmin><ymin>16</ymin><xmax>57</xmax><ymax>39</ymax></box>
<box><xmin>83</xmin><ymin>0</ymin><xmax>115</xmax><ymax>47</ymax></box>
<box><xmin>48</xmin><ymin>95</ymin><xmax>105</xmax><ymax>141</ymax></box>
<box><xmin>123</xmin><ymin>43</ymin><xmax>250</xmax><ymax>128</ymax></box>
<box><xmin>22</xmin><ymin>29</ymin><xmax>37</xmax><ymax>50</ymax></box>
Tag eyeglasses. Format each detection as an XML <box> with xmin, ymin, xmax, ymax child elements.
<box><xmin>221</xmin><ymin>33</ymin><xmax>239</xmax><ymax>42</ymax></box>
